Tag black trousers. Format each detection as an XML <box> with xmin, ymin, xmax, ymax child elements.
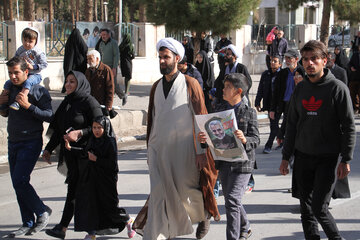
<box><xmin>265</xmin><ymin>112</ymin><xmax>281</xmax><ymax>149</ymax></box>
<box><xmin>294</xmin><ymin>151</ymin><xmax>342</xmax><ymax>240</ymax></box>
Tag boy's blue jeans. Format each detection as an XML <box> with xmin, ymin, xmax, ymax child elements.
<box><xmin>8</xmin><ymin>138</ymin><xmax>46</xmax><ymax>227</ymax></box>
<box><xmin>4</xmin><ymin>74</ymin><xmax>42</xmax><ymax>90</ymax></box>
<box><xmin>219</xmin><ymin>162</ymin><xmax>251</xmax><ymax>240</ymax></box>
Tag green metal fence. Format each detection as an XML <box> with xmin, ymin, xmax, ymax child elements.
<box><xmin>45</xmin><ymin>20</ymin><xmax>74</xmax><ymax>57</ymax></box>
<box><xmin>0</xmin><ymin>22</ymin><xmax>8</xmax><ymax>60</ymax></box>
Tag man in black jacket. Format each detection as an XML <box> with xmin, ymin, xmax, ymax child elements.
<box><xmin>326</xmin><ymin>52</ymin><xmax>348</xmax><ymax>85</ymax></box>
<box><xmin>255</xmin><ymin>55</ymin><xmax>282</xmax><ymax>153</ymax></box>
<box><xmin>279</xmin><ymin>40</ymin><xmax>355</xmax><ymax>240</ymax></box>
<box><xmin>270</xmin><ymin>30</ymin><xmax>288</xmax><ymax>62</ymax></box>
<box><xmin>270</xmin><ymin>49</ymin><xmax>303</xmax><ymax>147</ymax></box>
<box><xmin>0</xmin><ymin>57</ymin><xmax>54</xmax><ymax>238</ymax></box>
<box><xmin>348</xmin><ymin>44</ymin><xmax>360</xmax><ymax>113</ymax></box>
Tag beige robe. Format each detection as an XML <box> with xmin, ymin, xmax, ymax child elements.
<box><xmin>133</xmin><ymin>73</ymin><xmax>220</xmax><ymax>239</ymax></box>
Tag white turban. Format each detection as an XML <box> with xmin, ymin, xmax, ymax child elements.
<box><xmin>156</xmin><ymin>38</ymin><xmax>185</xmax><ymax>61</ymax></box>
<box><xmin>226</xmin><ymin>44</ymin><xmax>240</xmax><ymax>58</ymax></box>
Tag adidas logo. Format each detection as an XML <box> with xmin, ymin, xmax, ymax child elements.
<box><xmin>302</xmin><ymin>96</ymin><xmax>322</xmax><ymax>112</ymax></box>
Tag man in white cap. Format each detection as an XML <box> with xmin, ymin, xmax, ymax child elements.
<box><xmin>133</xmin><ymin>38</ymin><xmax>219</xmax><ymax>240</ymax></box>
<box><xmin>214</xmin><ymin>44</ymin><xmax>252</xmax><ymax>105</ymax></box>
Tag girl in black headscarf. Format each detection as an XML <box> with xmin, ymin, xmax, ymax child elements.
<box><xmin>73</xmin><ymin>116</ymin><xmax>136</xmax><ymax>239</ymax></box>
<box><xmin>195</xmin><ymin>50</ymin><xmax>215</xmax><ymax>112</ymax></box>
<box><xmin>119</xmin><ymin>33</ymin><xmax>135</xmax><ymax>105</ymax></box>
<box><xmin>334</xmin><ymin>45</ymin><xmax>349</xmax><ymax>70</ymax></box>
<box><xmin>43</xmin><ymin>71</ymin><xmax>103</xmax><ymax>240</ymax></box>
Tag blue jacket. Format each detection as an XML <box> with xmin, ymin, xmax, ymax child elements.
<box><xmin>184</xmin><ymin>64</ymin><xmax>203</xmax><ymax>88</ymax></box>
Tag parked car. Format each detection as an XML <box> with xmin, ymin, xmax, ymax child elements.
<box><xmin>328</xmin><ymin>28</ymin><xmax>351</xmax><ymax>47</ymax></box>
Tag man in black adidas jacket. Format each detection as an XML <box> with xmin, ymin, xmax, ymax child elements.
<box><xmin>279</xmin><ymin>40</ymin><xmax>356</xmax><ymax>240</ymax></box>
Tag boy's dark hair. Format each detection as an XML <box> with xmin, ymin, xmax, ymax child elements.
<box><xmin>178</xmin><ymin>55</ymin><xmax>187</xmax><ymax>64</ymax></box>
<box><xmin>300</xmin><ymin>40</ymin><xmax>328</xmax><ymax>59</ymax></box>
<box><xmin>224</xmin><ymin>73</ymin><xmax>249</xmax><ymax>97</ymax></box>
<box><xmin>22</xmin><ymin>28</ymin><xmax>38</xmax><ymax>41</ymax></box>
<box><xmin>6</xmin><ymin>56</ymin><xmax>28</xmax><ymax>71</ymax></box>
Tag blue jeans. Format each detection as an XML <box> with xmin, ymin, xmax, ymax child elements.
<box><xmin>8</xmin><ymin>138</ymin><xmax>46</xmax><ymax>227</ymax></box>
<box><xmin>219</xmin><ymin>162</ymin><xmax>251</xmax><ymax>240</ymax></box>
<box><xmin>4</xmin><ymin>74</ymin><xmax>42</xmax><ymax>90</ymax></box>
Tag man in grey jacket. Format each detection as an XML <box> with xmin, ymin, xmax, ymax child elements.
<box><xmin>0</xmin><ymin>56</ymin><xmax>54</xmax><ymax>238</ymax></box>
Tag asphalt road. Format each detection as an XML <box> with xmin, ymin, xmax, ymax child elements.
<box><xmin>1</xmin><ymin>118</ymin><xmax>360</xmax><ymax>240</ymax></box>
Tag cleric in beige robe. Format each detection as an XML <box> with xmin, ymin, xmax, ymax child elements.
<box><xmin>133</xmin><ymin>38</ymin><xmax>220</xmax><ymax>240</ymax></box>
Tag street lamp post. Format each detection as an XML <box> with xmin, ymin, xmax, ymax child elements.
<box><xmin>103</xmin><ymin>2</ymin><xmax>108</xmax><ymax>22</ymax></box>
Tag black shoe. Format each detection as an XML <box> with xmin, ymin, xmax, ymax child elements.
<box><xmin>122</xmin><ymin>94</ymin><xmax>128</xmax><ymax>106</ymax></box>
<box><xmin>45</xmin><ymin>224</ymin><xmax>66</xmax><ymax>239</ymax></box>
<box><xmin>28</xmin><ymin>205</ymin><xmax>52</xmax><ymax>234</ymax></box>
<box><xmin>6</xmin><ymin>226</ymin><xmax>32</xmax><ymax>238</ymax></box>
<box><xmin>196</xmin><ymin>219</ymin><xmax>210</xmax><ymax>239</ymax></box>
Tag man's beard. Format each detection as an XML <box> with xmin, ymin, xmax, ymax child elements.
<box><xmin>160</xmin><ymin>61</ymin><xmax>176</xmax><ymax>75</ymax></box>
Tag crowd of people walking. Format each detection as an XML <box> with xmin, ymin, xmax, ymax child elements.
<box><xmin>0</xmin><ymin>25</ymin><xmax>358</xmax><ymax>240</ymax></box>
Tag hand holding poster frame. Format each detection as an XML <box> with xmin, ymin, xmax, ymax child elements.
<box><xmin>195</xmin><ymin>109</ymin><xmax>248</xmax><ymax>162</ymax></box>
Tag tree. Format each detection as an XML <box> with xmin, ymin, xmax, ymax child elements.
<box><xmin>332</xmin><ymin>0</ymin><xmax>360</xmax><ymax>26</ymax></box>
<box><xmin>24</xmin><ymin>0</ymin><xmax>35</xmax><ymax>21</ymax></box>
<box><xmin>84</xmin><ymin>0</ymin><xmax>94</xmax><ymax>21</ymax></box>
<box><xmin>144</xmin><ymin>0</ymin><xmax>260</xmax><ymax>34</ymax></box>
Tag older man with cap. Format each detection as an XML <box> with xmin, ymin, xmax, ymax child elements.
<box><xmin>133</xmin><ymin>38</ymin><xmax>219</xmax><ymax>240</ymax></box>
<box><xmin>214</xmin><ymin>44</ymin><xmax>252</xmax><ymax>105</ymax></box>
<box><xmin>270</xmin><ymin>49</ymin><xmax>304</xmax><ymax>148</ymax></box>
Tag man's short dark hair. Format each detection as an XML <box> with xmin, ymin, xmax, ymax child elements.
<box><xmin>224</xmin><ymin>73</ymin><xmax>249</xmax><ymax>97</ymax></box>
<box><xmin>178</xmin><ymin>55</ymin><xmax>187</xmax><ymax>64</ymax></box>
<box><xmin>6</xmin><ymin>56</ymin><xmax>28</xmax><ymax>71</ymax></box>
<box><xmin>100</xmin><ymin>28</ymin><xmax>110</xmax><ymax>34</ymax></box>
<box><xmin>300</xmin><ymin>40</ymin><xmax>328</xmax><ymax>59</ymax></box>
<box><xmin>271</xmin><ymin>54</ymin><xmax>282</xmax><ymax>62</ymax></box>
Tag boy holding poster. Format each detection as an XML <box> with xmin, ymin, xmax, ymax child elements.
<box><xmin>198</xmin><ymin>73</ymin><xmax>260</xmax><ymax>240</ymax></box>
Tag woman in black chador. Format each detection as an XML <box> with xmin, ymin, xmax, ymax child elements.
<box><xmin>73</xmin><ymin>116</ymin><xmax>136</xmax><ymax>239</ymax></box>
<box><xmin>43</xmin><ymin>71</ymin><xmax>103</xmax><ymax>240</ymax></box>
<box><xmin>119</xmin><ymin>33</ymin><xmax>135</xmax><ymax>105</ymax></box>
<box><xmin>195</xmin><ymin>50</ymin><xmax>215</xmax><ymax>113</ymax></box>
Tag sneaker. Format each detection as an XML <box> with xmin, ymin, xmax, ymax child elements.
<box><xmin>6</xmin><ymin>226</ymin><xmax>32</xmax><ymax>238</ymax></box>
<box><xmin>195</xmin><ymin>218</ymin><xmax>210</xmax><ymax>239</ymax></box>
<box><xmin>245</xmin><ymin>186</ymin><xmax>253</xmax><ymax>194</ymax></box>
<box><xmin>239</xmin><ymin>228</ymin><xmax>252</xmax><ymax>239</ymax></box>
<box><xmin>45</xmin><ymin>224</ymin><xmax>66</xmax><ymax>239</ymax></box>
<box><xmin>263</xmin><ymin>147</ymin><xmax>271</xmax><ymax>154</ymax></box>
<box><xmin>29</xmin><ymin>205</ymin><xmax>52</xmax><ymax>234</ymax></box>
<box><xmin>127</xmin><ymin>217</ymin><xmax>136</xmax><ymax>238</ymax></box>
<box><xmin>9</xmin><ymin>102</ymin><xmax>20</xmax><ymax>110</ymax></box>
<box><xmin>83</xmin><ymin>234</ymin><xmax>96</xmax><ymax>240</ymax></box>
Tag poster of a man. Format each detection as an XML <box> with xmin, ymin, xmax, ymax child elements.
<box><xmin>208</xmin><ymin>120</ymin><xmax>237</xmax><ymax>150</ymax></box>
<box><xmin>196</xmin><ymin>109</ymin><xmax>248</xmax><ymax>161</ymax></box>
